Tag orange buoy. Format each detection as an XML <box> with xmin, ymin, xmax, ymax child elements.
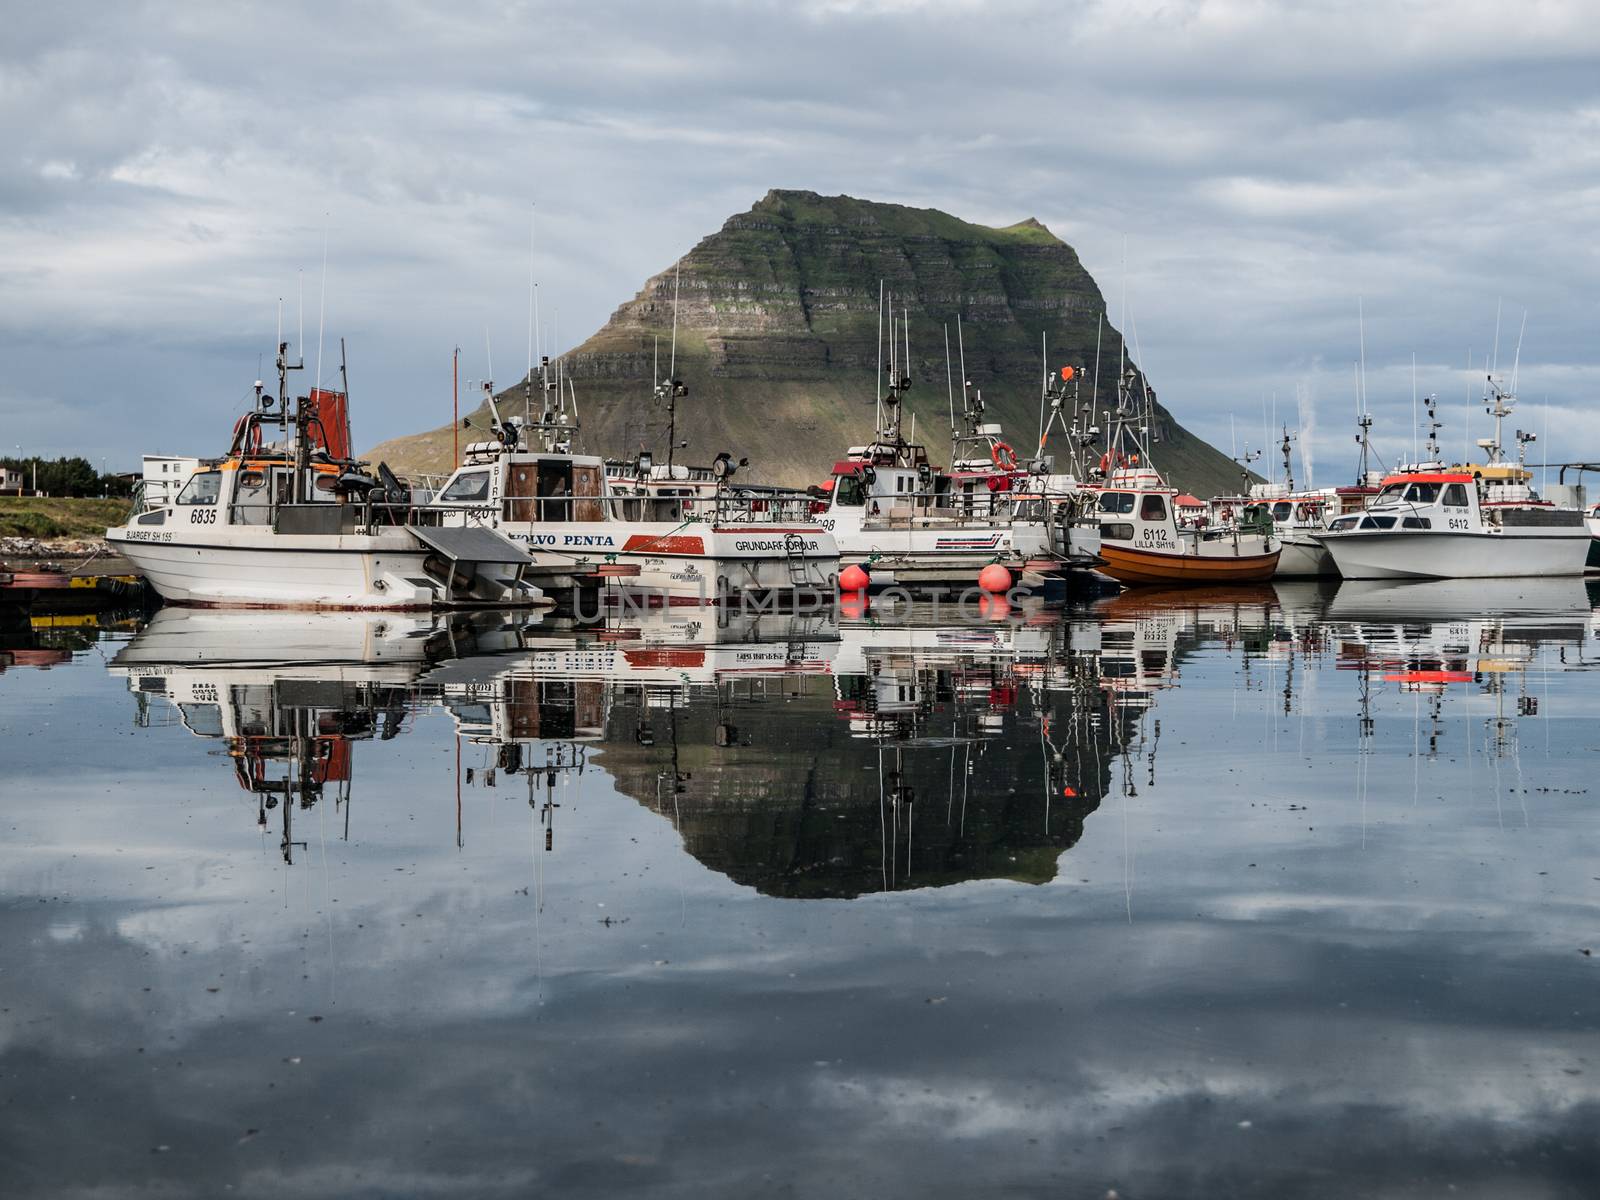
<box><xmin>977</xmin><ymin>563</ymin><xmax>1012</xmax><ymax>593</ymax></box>
<box><xmin>839</xmin><ymin>563</ymin><xmax>871</xmax><ymax>592</ymax></box>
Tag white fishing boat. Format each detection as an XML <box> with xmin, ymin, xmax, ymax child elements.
<box><xmin>108</xmin><ymin>342</ymin><xmax>542</xmax><ymax>611</ymax></box>
<box><xmin>811</xmin><ymin>312</ymin><xmax>1078</xmax><ymax>592</ymax></box>
<box><xmin>1220</xmin><ymin>494</ymin><xmax>1335</xmax><ymax>578</ymax></box>
<box><xmin>426</xmin><ymin>370</ymin><xmax>838</xmax><ymax>605</ymax></box>
<box><xmin>1315</xmin><ymin>468</ymin><xmax>1590</xmax><ymax>578</ymax></box>
<box><xmin>1207</xmin><ymin>426</ymin><xmax>1343</xmax><ymax>578</ymax></box>
<box><xmin>1316</xmin><ymin>380</ymin><xmax>1591</xmax><ymax>580</ymax></box>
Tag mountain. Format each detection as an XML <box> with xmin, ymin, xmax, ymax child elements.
<box><xmin>368</xmin><ymin>190</ymin><xmax>1246</xmax><ymax>495</ymax></box>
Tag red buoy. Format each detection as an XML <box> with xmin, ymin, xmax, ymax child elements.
<box><xmin>977</xmin><ymin>563</ymin><xmax>1012</xmax><ymax>593</ymax></box>
<box><xmin>839</xmin><ymin>563</ymin><xmax>871</xmax><ymax>592</ymax></box>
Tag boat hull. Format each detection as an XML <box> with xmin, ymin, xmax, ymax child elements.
<box><xmin>108</xmin><ymin>528</ymin><xmax>502</xmax><ymax>610</ymax></box>
<box><xmin>1272</xmin><ymin>532</ymin><xmax>1336</xmax><ymax>578</ymax></box>
<box><xmin>830</xmin><ymin>524</ymin><xmax>1071</xmax><ymax>590</ymax></box>
<box><xmin>1316</xmin><ymin>529</ymin><xmax>1592</xmax><ymax>580</ymax></box>
<box><xmin>1098</xmin><ymin>542</ymin><xmax>1280</xmax><ymax>585</ymax></box>
<box><xmin>503</xmin><ymin>523</ymin><xmax>838</xmax><ymax>603</ymax></box>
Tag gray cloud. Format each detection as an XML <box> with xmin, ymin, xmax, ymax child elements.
<box><xmin>2</xmin><ymin>1</ymin><xmax>1596</xmax><ymax>479</ymax></box>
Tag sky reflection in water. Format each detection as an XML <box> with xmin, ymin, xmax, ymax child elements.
<box><xmin>2</xmin><ymin>580</ymin><xmax>1599</xmax><ymax>1198</ymax></box>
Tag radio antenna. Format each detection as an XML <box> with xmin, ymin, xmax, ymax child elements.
<box><xmin>315</xmin><ymin>216</ymin><xmax>329</xmax><ymax>387</ymax></box>
<box><xmin>944</xmin><ymin>324</ymin><xmax>955</xmax><ymax>433</ymax></box>
<box><xmin>668</xmin><ymin>260</ymin><xmax>681</xmax><ymax>386</ymax></box>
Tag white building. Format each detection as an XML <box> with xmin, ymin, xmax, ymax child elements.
<box><xmin>1</xmin><ymin>466</ymin><xmax>22</xmax><ymax>493</ymax></box>
<box><xmin>141</xmin><ymin>455</ymin><xmax>202</xmax><ymax>506</ymax></box>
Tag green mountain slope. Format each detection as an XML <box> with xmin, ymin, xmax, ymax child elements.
<box><xmin>369</xmin><ymin>190</ymin><xmax>1245</xmax><ymax>495</ymax></box>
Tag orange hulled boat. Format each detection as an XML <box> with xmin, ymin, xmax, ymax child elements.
<box><xmin>1086</xmin><ymin>368</ymin><xmax>1278</xmax><ymax>586</ymax></box>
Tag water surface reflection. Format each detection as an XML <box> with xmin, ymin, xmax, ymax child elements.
<box><xmin>1</xmin><ymin>587</ymin><xmax>1597</xmax><ymax>1198</ymax></box>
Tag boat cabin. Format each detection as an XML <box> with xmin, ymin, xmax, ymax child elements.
<box><xmin>1324</xmin><ymin>472</ymin><xmax>1479</xmax><ymax>535</ymax></box>
<box><xmin>1094</xmin><ymin>470</ymin><xmax>1184</xmax><ymax>551</ymax></box>
<box><xmin>126</xmin><ymin>451</ymin><xmax>361</xmax><ymax>536</ymax></box>
<box><xmin>432</xmin><ymin>445</ymin><xmax>608</xmax><ymax>523</ymax></box>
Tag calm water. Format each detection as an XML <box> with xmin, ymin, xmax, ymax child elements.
<box><xmin>3</xmin><ymin>582</ymin><xmax>1599</xmax><ymax>1198</ymax></box>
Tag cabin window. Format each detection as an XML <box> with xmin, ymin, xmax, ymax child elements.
<box><xmin>1139</xmin><ymin>494</ymin><xmax>1167</xmax><ymax>521</ymax></box>
<box><xmin>440</xmin><ymin>470</ymin><xmax>491</xmax><ymax>502</ymax></box>
<box><xmin>231</xmin><ymin>467</ymin><xmax>274</xmax><ymax>526</ymax></box>
<box><xmin>1366</xmin><ymin>515</ymin><xmax>1397</xmax><ymax>529</ymax></box>
<box><xmin>1272</xmin><ymin>502</ymin><xmax>1292</xmax><ymax>521</ymax></box>
<box><xmin>177</xmin><ymin>470</ymin><xmax>221</xmax><ymax>505</ymax></box>
<box><xmin>1443</xmin><ymin>483</ymin><xmax>1469</xmax><ymax>507</ymax></box>
<box><xmin>1099</xmin><ymin>491</ymin><xmax>1135</xmax><ymax>514</ymax></box>
<box><xmin>834</xmin><ymin>476</ymin><xmax>867</xmax><ymax>507</ymax></box>
<box><xmin>313</xmin><ymin>473</ymin><xmax>337</xmax><ymax>494</ymax></box>
<box><xmin>1100</xmin><ymin>522</ymin><xmax>1134</xmax><ymax>541</ymax></box>
<box><xmin>1402</xmin><ymin>517</ymin><xmax>1432</xmax><ymax>529</ymax></box>
<box><xmin>1329</xmin><ymin>515</ymin><xmax>1361</xmax><ymax>531</ymax></box>
<box><xmin>534</xmin><ymin>460</ymin><xmax>574</xmax><ymax>521</ymax></box>
<box><xmin>1404</xmin><ymin>482</ymin><xmax>1441</xmax><ymax>503</ymax></box>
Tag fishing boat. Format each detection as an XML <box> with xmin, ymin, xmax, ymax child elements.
<box><xmin>1090</xmin><ymin>369</ymin><xmax>1279</xmax><ymax>585</ymax></box>
<box><xmin>426</xmin><ymin>369</ymin><xmax>838</xmax><ymax>605</ymax></box>
<box><xmin>108</xmin><ymin>342</ymin><xmax>542</xmax><ymax>611</ymax></box>
<box><xmin>1315</xmin><ymin>468</ymin><xmax>1589</xmax><ymax>578</ymax></box>
<box><xmin>812</xmin><ymin>308</ymin><xmax>1080</xmax><ymax>592</ymax></box>
<box><xmin>1316</xmin><ymin>379</ymin><xmax>1591</xmax><ymax>580</ymax></box>
<box><xmin>1206</xmin><ymin>424</ymin><xmax>1356</xmax><ymax>579</ymax></box>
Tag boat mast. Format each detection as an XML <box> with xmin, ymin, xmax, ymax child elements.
<box><xmin>1423</xmin><ymin>393</ymin><xmax>1442</xmax><ymax>461</ymax></box>
<box><xmin>275</xmin><ymin>338</ymin><xmax>306</xmax><ymax>501</ymax></box>
<box><xmin>666</xmin><ymin>262</ymin><xmax>682</xmax><ymax>469</ymax></box>
<box><xmin>1482</xmin><ymin>374</ymin><xmax>1515</xmax><ymax>465</ymax></box>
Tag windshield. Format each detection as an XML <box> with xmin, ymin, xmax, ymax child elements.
<box><xmin>176</xmin><ymin>471</ymin><xmax>221</xmax><ymax>505</ymax></box>
<box><xmin>833</xmin><ymin>476</ymin><xmax>866</xmax><ymax>507</ymax></box>
<box><xmin>1404</xmin><ymin>482</ymin><xmax>1441</xmax><ymax>503</ymax></box>
<box><xmin>440</xmin><ymin>470</ymin><xmax>491</xmax><ymax>502</ymax></box>
<box><xmin>1098</xmin><ymin>492</ymin><xmax>1135</xmax><ymax>514</ymax></box>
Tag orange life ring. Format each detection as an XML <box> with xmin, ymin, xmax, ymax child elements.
<box><xmin>991</xmin><ymin>440</ymin><xmax>1018</xmax><ymax>471</ymax></box>
<box><xmin>231</xmin><ymin>414</ymin><xmax>262</xmax><ymax>456</ymax></box>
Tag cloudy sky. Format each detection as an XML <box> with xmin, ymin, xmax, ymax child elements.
<box><xmin>4</xmin><ymin>0</ymin><xmax>1597</xmax><ymax>485</ymax></box>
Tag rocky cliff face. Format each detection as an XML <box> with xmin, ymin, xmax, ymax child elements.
<box><xmin>370</xmin><ymin>190</ymin><xmax>1244</xmax><ymax>494</ymax></box>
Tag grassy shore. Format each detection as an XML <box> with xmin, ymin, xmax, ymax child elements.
<box><xmin>0</xmin><ymin>496</ymin><xmax>131</xmax><ymax>540</ymax></box>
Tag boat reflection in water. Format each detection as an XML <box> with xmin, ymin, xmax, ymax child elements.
<box><xmin>107</xmin><ymin>578</ymin><xmax>1596</xmax><ymax>888</ymax></box>
<box><xmin>106</xmin><ymin>602</ymin><xmax>1167</xmax><ymax>896</ymax></box>
<box><xmin>1322</xmin><ymin>577</ymin><xmax>1600</xmax><ymax>767</ymax></box>
<box><xmin>108</xmin><ymin>608</ymin><xmax>509</xmax><ymax>861</ymax></box>
<box><xmin>430</xmin><ymin>603</ymin><xmax>1137</xmax><ymax>897</ymax></box>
